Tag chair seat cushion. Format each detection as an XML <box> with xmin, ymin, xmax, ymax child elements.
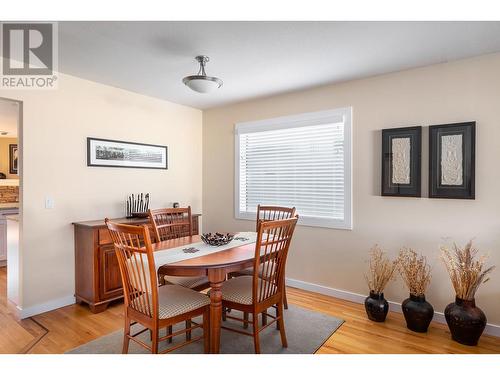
<box><xmin>164</xmin><ymin>275</ymin><xmax>209</xmax><ymax>289</ymax></box>
<box><xmin>221</xmin><ymin>276</ymin><xmax>261</xmax><ymax>305</ymax></box>
<box><xmin>157</xmin><ymin>284</ymin><xmax>210</xmax><ymax>319</ymax></box>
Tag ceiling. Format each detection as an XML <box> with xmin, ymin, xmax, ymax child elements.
<box><xmin>58</xmin><ymin>21</ymin><xmax>500</xmax><ymax>109</ymax></box>
<box><xmin>0</xmin><ymin>99</ymin><xmax>19</xmax><ymax>137</ymax></box>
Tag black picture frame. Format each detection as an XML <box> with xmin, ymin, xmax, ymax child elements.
<box><xmin>87</xmin><ymin>137</ymin><xmax>168</xmax><ymax>170</ymax></box>
<box><xmin>9</xmin><ymin>144</ymin><xmax>18</xmax><ymax>175</ymax></box>
<box><xmin>429</xmin><ymin>122</ymin><xmax>475</xmax><ymax>199</ymax></box>
<box><xmin>381</xmin><ymin>126</ymin><xmax>422</xmax><ymax>197</ymax></box>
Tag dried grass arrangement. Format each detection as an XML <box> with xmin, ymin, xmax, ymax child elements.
<box><xmin>397</xmin><ymin>248</ymin><xmax>431</xmax><ymax>297</ymax></box>
<box><xmin>364</xmin><ymin>245</ymin><xmax>398</xmax><ymax>294</ymax></box>
<box><xmin>441</xmin><ymin>241</ymin><xmax>495</xmax><ymax>301</ymax></box>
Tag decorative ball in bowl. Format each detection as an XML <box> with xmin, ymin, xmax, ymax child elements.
<box><xmin>201</xmin><ymin>232</ymin><xmax>234</xmax><ymax>246</ymax></box>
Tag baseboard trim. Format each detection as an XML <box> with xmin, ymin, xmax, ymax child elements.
<box><xmin>286</xmin><ymin>277</ymin><xmax>500</xmax><ymax>338</ymax></box>
<box><xmin>16</xmin><ymin>295</ymin><xmax>76</xmax><ymax>319</ymax></box>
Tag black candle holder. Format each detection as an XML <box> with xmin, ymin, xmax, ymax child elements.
<box><xmin>126</xmin><ymin>193</ymin><xmax>150</xmax><ymax>218</ymax></box>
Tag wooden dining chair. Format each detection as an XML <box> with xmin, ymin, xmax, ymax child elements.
<box><xmin>220</xmin><ymin>217</ymin><xmax>298</xmax><ymax>354</ymax></box>
<box><xmin>149</xmin><ymin>207</ymin><xmax>210</xmax><ymax>341</ymax></box>
<box><xmin>256</xmin><ymin>205</ymin><xmax>297</xmax><ymax>231</ymax></box>
<box><xmin>256</xmin><ymin>205</ymin><xmax>296</xmax><ymax>310</ymax></box>
<box><xmin>148</xmin><ymin>207</ymin><xmax>210</xmax><ymax>292</ymax></box>
<box><xmin>231</xmin><ymin>205</ymin><xmax>296</xmax><ymax>311</ymax></box>
<box><xmin>105</xmin><ymin>219</ymin><xmax>210</xmax><ymax>354</ymax></box>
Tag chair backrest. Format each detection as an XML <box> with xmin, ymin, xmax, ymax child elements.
<box><xmin>256</xmin><ymin>205</ymin><xmax>296</xmax><ymax>231</ymax></box>
<box><xmin>105</xmin><ymin>219</ymin><xmax>158</xmax><ymax>319</ymax></box>
<box><xmin>148</xmin><ymin>207</ymin><xmax>193</xmax><ymax>243</ymax></box>
<box><xmin>253</xmin><ymin>216</ymin><xmax>298</xmax><ymax>304</ymax></box>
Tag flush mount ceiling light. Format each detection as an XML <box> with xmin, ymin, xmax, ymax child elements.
<box><xmin>182</xmin><ymin>55</ymin><xmax>223</xmax><ymax>93</ymax></box>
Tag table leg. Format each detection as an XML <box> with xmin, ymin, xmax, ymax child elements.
<box><xmin>208</xmin><ymin>269</ymin><xmax>225</xmax><ymax>354</ymax></box>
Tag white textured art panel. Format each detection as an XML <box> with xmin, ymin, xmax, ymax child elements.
<box><xmin>441</xmin><ymin>134</ymin><xmax>463</xmax><ymax>185</ymax></box>
<box><xmin>392</xmin><ymin>137</ymin><xmax>411</xmax><ymax>184</ymax></box>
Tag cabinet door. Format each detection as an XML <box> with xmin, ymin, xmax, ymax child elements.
<box><xmin>99</xmin><ymin>246</ymin><xmax>123</xmax><ymax>300</ymax></box>
<box><xmin>0</xmin><ymin>222</ymin><xmax>6</xmax><ymax>261</ymax></box>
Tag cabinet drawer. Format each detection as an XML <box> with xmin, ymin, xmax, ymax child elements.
<box><xmin>99</xmin><ymin>225</ymin><xmax>154</xmax><ymax>245</ymax></box>
<box><xmin>98</xmin><ymin>229</ymin><xmax>112</xmax><ymax>245</ymax></box>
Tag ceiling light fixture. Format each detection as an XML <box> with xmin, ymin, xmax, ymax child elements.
<box><xmin>182</xmin><ymin>55</ymin><xmax>223</xmax><ymax>93</ymax></box>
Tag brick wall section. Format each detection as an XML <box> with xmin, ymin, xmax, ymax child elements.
<box><xmin>0</xmin><ymin>186</ymin><xmax>19</xmax><ymax>203</ymax></box>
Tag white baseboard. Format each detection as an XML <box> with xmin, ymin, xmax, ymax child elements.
<box><xmin>16</xmin><ymin>295</ymin><xmax>76</xmax><ymax>319</ymax></box>
<box><xmin>286</xmin><ymin>277</ymin><xmax>500</xmax><ymax>338</ymax></box>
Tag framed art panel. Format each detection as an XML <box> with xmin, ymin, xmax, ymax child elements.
<box><xmin>87</xmin><ymin>138</ymin><xmax>168</xmax><ymax>169</ymax></box>
<box><xmin>381</xmin><ymin>126</ymin><xmax>421</xmax><ymax>197</ymax></box>
<box><xmin>9</xmin><ymin>144</ymin><xmax>18</xmax><ymax>175</ymax></box>
<box><xmin>429</xmin><ymin>122</ymin><xmax>475</xmax><ymax>199</ymax></box>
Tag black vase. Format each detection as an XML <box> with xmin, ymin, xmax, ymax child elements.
<box><xmin>365</xmin><ymin>291</ymin><xmax>389</xmax><ymax>322</ymax></box>
<box><xmin>445</xmin><ymin>297</ymin><xmax>486</xmax><ymax>346</ymax></box>
<box><xmin>402</xmin><ymin>294</ymin><xmax>434</xmax><ymax>333</ymax></box>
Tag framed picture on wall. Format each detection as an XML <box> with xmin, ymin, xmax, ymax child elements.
<box><xmin>87</xmin><ymin>137</ymin><xmax>168</xmax><ymax>169</ymax></box>
<box><xmin>429</xmin><ymin>122</ymin><xmax>475</xmax><ymax>199</ymax></box>
<box><xmin>9</xmin><ymin>144</ymin><xmax>18</xmax><ymax>175</ymax></box>
<box><xmin>381</xmin><ymin>126</ymin><xmax>422</xmax><ymax>197</ymax></box>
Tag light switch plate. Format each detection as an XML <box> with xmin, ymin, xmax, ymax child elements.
<box><xmin>45</xmin><ymin>197</ymin><xmax>54</xmax><ymax>209</ymax></box>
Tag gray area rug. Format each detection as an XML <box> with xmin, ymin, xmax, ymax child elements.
<box><xmin>67</xmin><ymin>304</ymin><xmax>343</xmax><ymax>354</ymax></box>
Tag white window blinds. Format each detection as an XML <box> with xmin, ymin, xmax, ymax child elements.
<box><xmin>235</xmin><ymin>108</ymin><xmax>352</xmax><ymax>229</ymax></box>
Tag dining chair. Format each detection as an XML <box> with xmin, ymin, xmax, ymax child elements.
<box><xmin>149</xmin><ymin>207</ymin><xmax>211</xmax><ymax>341</ymax></box>
<box><xmin>105</xmin><ymin>219</ymin><xmax>210</xmax><ymax>354</ymax></box>
<box><xmin>256</xmin><ymin>205</ymin><xmax>297</xmax><ymax>230</ymax></box>
<box><xmin>231</xmin><ymin>205</ymin><xmax>296</xmax><ymax>311</ymax></box>
<box><xmin>148</xmin><ymin>207</ymin><xmax>210</xmax><ymax>292</ymax></box>
<box><xmin>219</xmin><ymin>216</ymin><xmax>298</xmax><ymax>354</ymax></box>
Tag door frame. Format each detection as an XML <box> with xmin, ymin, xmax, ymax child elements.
<box><xmin>0</xmin><ymin>95</ymin><xmax>23</xmax><ymax>307</ymax></box>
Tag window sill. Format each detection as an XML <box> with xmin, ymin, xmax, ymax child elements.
<box><xmin>235</xmin><ymin>211</ymin><xmax>353</xmax><ymax>230</ymax></box>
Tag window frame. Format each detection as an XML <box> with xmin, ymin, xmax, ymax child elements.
<box><xmin>234</xmin><ymin>107</ymin><xmax>353</xmax><ymax>230</ymax></box>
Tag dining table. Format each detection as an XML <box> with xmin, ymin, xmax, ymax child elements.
<box><xmin>152</xmin><ymin>233</ymin><xmax>258</xmax><ymax>354</ymax></box>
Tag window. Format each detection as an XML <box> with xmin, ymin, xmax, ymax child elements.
<box><xmin>235</xmin><ymin>107</ymin><xmax>352</xmax><ymax>230</ymax></box>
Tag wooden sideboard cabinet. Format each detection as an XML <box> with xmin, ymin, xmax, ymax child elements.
<box><xmin>73</xmin><ymin>214</ymin><xmax>201</xmax><ymax>313</ymax></box>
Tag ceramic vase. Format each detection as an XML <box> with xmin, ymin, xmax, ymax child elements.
<box><xmin>365</xmin><ymin>291</ymin><xmax>389</xmax><ymax>322</ymax></box>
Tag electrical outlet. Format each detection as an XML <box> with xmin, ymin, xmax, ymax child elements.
<box><xmin>45</xmin><ymin>197</ymin><xmax>54</xmax><ymax>209</ymax></box>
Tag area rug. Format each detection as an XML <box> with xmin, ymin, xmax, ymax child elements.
<box><xmin>67</xmin><ymin>304</ymin><xmax>343</xmax><ymax>354</ymax></box>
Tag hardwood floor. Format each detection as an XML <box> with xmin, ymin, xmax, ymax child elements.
<box><xmin>289</xmin><ymin>287</ymin><xmax>500</xmax><ymax>354</ymax></box>
<box><xmin>1</xmin><ymin>266</ymin><xmax>499</xmax><ymax>354</ymax></box>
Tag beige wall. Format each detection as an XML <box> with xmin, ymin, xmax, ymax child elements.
<box><xmin>0</xmin><ymin>73</ymin><xmax>202</xmax><ymax>312</ymax></box>
<box><xmin>203</xmin><ymin>53</ymin><xmax>500</xmax><ymax>325</ymax></box>
<box><xmin>0</xmin><ymin>137</ymin><xmax>18</xmax><ymax>179</ymax></box>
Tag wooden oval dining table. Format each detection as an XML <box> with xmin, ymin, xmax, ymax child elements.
<box><xmin>152</xmin><ymin>234</ymin><xmax>257</xmax><ymax>354</ymax></box>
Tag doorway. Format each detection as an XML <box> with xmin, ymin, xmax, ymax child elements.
<box><xmin>0</xmin><ymin>97</ymin><xmax>21</xmax><ymax>306</ymax></box>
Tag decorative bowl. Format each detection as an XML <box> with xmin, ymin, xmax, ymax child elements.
<box><xmin>201</xmin><ymin>232</ymin><xmax>234</xmax><ymax>246</ymax></box>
